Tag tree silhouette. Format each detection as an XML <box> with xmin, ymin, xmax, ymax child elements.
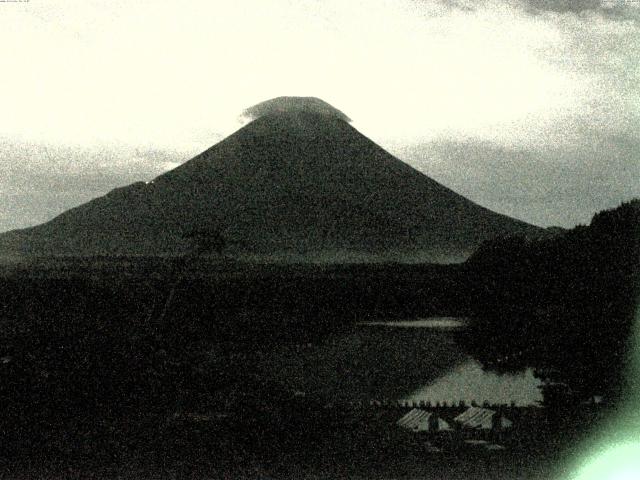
<box><xmin>150</xmin><ymin>228</ymin><xmax>227</xmax><ymax>326</ymax></box>
<box><xmin>461</xmin><ymin>199</ymin><xmax>640</xmax><ymax>404</ymax></box>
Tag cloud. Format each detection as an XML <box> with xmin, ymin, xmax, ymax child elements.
<box><xmin>0</xmin><ymin>140</ymin><xmax>189</xmax><ymax>232</ymax></box>
<box><xmin>393</xmin><ymin>132</ymin><xmax>640</xmax><ymax>228</ymax></box>
<box><xmin>438</xmin><ymin>0</ymin><xmax>640</xmax><ymax>20</ymax></box>
<box><xmin>521</xmin><ymin>0</ymin><xmax>639</xmax><ymax>18</ymax></box>
<box><xmin>525</xmin><ymin>0</ymin><xmax>610</xmax><ymax>14</ymax></box>
<box><xmin>241</xmin><ymin>96</ymin><xmax>352</xmax><ymax>122</ymax></box>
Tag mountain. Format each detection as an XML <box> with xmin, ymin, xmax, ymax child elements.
<box><xmin>0</xmin><ymin>97</ymin><xmax>541</xmax><ymax>263</ymax></box>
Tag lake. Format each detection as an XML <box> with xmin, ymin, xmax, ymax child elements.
<box><xmin>258</xmin><ymin>317</ymin><xmax>542</xmax><ymax>406</ymax></box>
<box><xmin>359</xmin><ymin>317</ymin><xmax>468</xmax><ymax>329</ymax></box>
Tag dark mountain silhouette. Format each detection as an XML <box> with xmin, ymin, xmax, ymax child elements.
<box><xmin>0</xmin><ymin>97</ymin><xmax>540</xmax><ymax>262</ymax></box>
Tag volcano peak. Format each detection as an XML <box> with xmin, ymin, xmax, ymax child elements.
<box><xmin>0</xmin><ymin>98</ymin><xmax>540</xmax><ymax>263</ymax></box>
<box><xmin>242</xmin><ymin>96</ymin><xmax>351</xmax><ymax>123</ymax></box>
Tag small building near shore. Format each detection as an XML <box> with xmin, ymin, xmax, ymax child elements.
<box><xmin>454</xmin><ymin>406</ymin><xmax>512</xmax><ymax>431</ymax></box>
<box><xmin>396</xmin><ymin>409</ymin><xmax>452</xmax><ymax>433</ymax></box>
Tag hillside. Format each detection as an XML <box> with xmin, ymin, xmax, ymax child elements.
<box><xmin>0</xmin><ymin>97</ymin><xmax>540</xmax><ymax>263</ymax></box>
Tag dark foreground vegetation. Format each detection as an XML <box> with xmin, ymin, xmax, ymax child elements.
<box><xmin>0</xmin><ymin>262</ymin><xmax>476</xmax><ymax>478</ymax></box>
<box><xmin>461</xmin><ymin>199</ymin><xmax>640</xmax><ymax>406</ymax></box>
<box><xmin>0</xmin><ymin>200</ymin><xmax>637</xmax><ymax>478</ymax></box>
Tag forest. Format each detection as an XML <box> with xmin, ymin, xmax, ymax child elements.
<box><xmin>462</xmin><ymin>199</ymin><xmax>640</xmax><ymax>405</ymax></box>
<box><xmin>0</xmin><ymin>200</ymin><xmax>637</xmax><ymax>476</ymax></box>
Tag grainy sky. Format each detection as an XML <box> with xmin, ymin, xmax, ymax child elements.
<box><xmin>0</xmin><ymin>0</ymin><xmax>638</xmax><ymax>231</ymax></box>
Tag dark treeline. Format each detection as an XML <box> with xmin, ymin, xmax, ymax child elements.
<box><xmin>461</xmin><ymin>199</ymin><xmax>640</xmax><ymax>405</ymax></box>
<box><xmin>0</xmin><ymin>260</ymin><xmax>473</xmax><ymax>471</ymax></box>
<box><xmin>0</xmin><ymin>202</ymin><xmax>637</xmax><ymax>475</ymax></box>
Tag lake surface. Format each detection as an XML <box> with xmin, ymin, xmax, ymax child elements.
<box><xmin>258</xmin><ymin>317</ymin><xmax>542</xmax><ymax>406</ymax></box>
<box><xmin>402</xmin><ymin>359</ymin><xmax>542</xmax><ymax>406</ymax></box>
<box><xmin>359</xmin><ymin>317</ymin><xmax>468</xmax><ymax>329</ymax></box>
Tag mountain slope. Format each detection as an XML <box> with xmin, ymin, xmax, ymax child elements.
<box><xmin>0</xmin><ymin>100</ymin><xmax>540</xmax><ymax>263</ymax></box>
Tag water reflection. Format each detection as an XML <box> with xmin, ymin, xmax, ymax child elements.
<box><xmin>359</xmin><ymin>317</ymin><xmax>468</xmax><ymax>329</ymax></box>
<box><xmin>258</xmin><ymin>323</ymin><xmax>467</xmax><ymax>402</ymax></box>
<box><xmin>360</xmin><ymin>317</ymin><xmax>543</xmax><ymax>406</ymax></box>
<box><xmin>403</xmin><ymin>359</ymin><xmax>542</xmax><ymax>406</ymax></box>
<box><xmin>257</xmin><ymin>317</ymin><xmax>541</xmax><ymax>406</ymax></box>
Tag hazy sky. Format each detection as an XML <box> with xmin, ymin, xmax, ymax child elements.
<box><xmin>1</xmin><ymin>0</ymin><xmax>638</xmax><ymax>231</ymax></box>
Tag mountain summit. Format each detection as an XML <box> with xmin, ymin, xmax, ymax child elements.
<box><xmin>242</xmin><ymin>96</ymin><xmax>351</xmax><ymax>122</ymax></box>
<box><xmin>0</xmin><ymin>97</ymin><xmax>540</xmax><ymax>262</ymax></box>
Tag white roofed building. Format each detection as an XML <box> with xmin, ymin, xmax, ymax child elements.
<box><xmin>454</xmin><ymin>406</ymin><xmax>512</xmax><ymax>431</ymax></box>
<box><xmin>396</xmin><ymin>409</ymin><xmax>452</xmax><ymax>433</ymax></box>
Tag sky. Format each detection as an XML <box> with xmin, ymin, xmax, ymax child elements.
<box><xmin>0</xmin><ymin>0</ymin><xmax>638</xmax><ymax>231</ymax></box>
